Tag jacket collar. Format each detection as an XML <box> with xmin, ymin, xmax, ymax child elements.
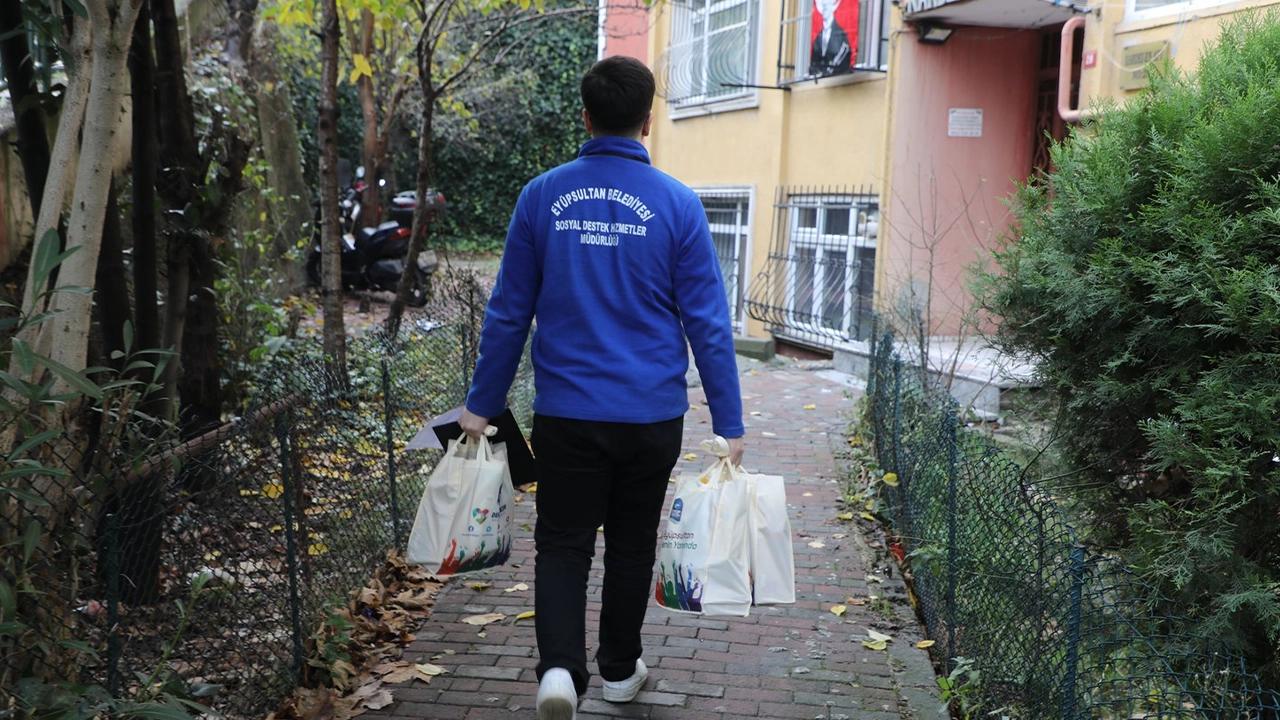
<box><xmin>578</xmin><ymin>136</ymin><xmax>651</xmax><ymax>165</ymax></box>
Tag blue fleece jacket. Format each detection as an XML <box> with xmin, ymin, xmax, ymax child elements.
<box><xmin>465</xmin><ymin>136</ymin><xmax>744</xmax><ymax>438</ymax></box>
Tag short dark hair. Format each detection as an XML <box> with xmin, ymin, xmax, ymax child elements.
<box><xmin>581</xmin><ymin>56</ymin><xmax>655</xmax><ymax>135</ymax></box>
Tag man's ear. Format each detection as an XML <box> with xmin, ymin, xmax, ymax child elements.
<box><xmin>582</xmin><ymin>109</ymin><xmax>593</xmax><ymax>135</ymax></box>
<box><xmin>641</xmin><ymin>112</ymin><xmax>653</xmax><ymax>138</ymax></box>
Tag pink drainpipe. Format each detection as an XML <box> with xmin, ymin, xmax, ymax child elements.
<box><xmin>1058</xmin><ymin>15</ymin><xmax>1096</xmax><ymax>123</ymax></box>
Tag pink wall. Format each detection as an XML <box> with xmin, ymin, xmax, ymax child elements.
<box><xmin>601</xmin><ymin>0</ymin><xmax>650</xmax><ymax>63</ymax></box>
<box><xmin>880</xmin><ymin>27</ymin><xmax>1041</xmax><ymax>336</ymax></box>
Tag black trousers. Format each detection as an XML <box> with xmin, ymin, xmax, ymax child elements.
<box><xmin>531</xmin><ymin>414</ymin><xmax>684</xmax><ymax>695</ymax></box>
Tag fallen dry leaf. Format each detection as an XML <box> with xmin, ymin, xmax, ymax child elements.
<box><xmin>515</xmin><ymin>610</ymin><xmax>536</xmax><ymax>621</ymax></box>
<box><xmin>683</xmin><ymin>453</ymin><xmax>698</xmax><ymax>461</ymax></box>
<box><xmin>808</xmin><ymin>540</ymin><xmax>826</xmax><ymax>549</ymax></box>
<box><xmin>461</xmin><ymin>613</ymin><xmax>505</xmax><ymax>626</ymax></box>
<box><xmin>415</xmin><ymin>663</ymin><xmax>448</xmax><ymax>677</ymax></box>
<box><xmin>803</xmin><ymin>404</ymin><xmax>817</xmax><ymax>410</ymax></box>
<box><xmin>504</xmin><ymin>583</ymin><xmax>529</xmax><ymax>593</ymax></box>
<box><xmin>836</xmin><ymin>512</ymin><xmax>854</xmax><ymax>521</ymax></box>
<box><xmin>360</xmin><ymin>690</ymin><xmax>393</xmax><ymax>710</ymax></box>
<box><xmin>867</xmin><ymin>629</ymin><xmax>893</xmax><ymax>643</ymax></box>
<box><xmin>862</xmin><ymin>638</ymin><xmax>888</xmax><ymax>651</ymax></box>
<box><xmin>881</xmin><ymin>472</ymin><xmax>899</xmax><ymax>487</ymax></box>
<box><xmin>830</xmin><ymin>604</ymin><xmax>848</xmax><ymax>617</ymax></box>
<box><xmin>467</xmin><ymin>581</ymin><xmax>492</xmax><ymax>591</ymax></box>
<box><xmin>916</xmin><ymin>640</ymin><xmax>936</xmax><ymax>649</ymax></box>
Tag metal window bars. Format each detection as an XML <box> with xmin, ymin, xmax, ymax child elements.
<box><xmin>655</xmin><ymin>0</ymin><xmax>761</xmax><ymax>104</ymax></box>
<box><xmin>745</xmin><ymin>184</ymin><xmax>879</xmax><ymax>350</ymax></box>
<box><xmin>696</xmin><ymin>188</ymin><xmax>752</xmax><ymax>328</ymax></box>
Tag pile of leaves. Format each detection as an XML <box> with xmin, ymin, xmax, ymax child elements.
<box><xmin>975</xmin><ymin>12</ymin><xmax>1280</xmax><ymax>684</ymax></box>
<box><xmin>270</xmin><ymin>550</ymin><xmax>443</xmax><ymax>720</ymax></box>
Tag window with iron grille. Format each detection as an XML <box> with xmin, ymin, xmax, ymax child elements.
<box><xmin>665</xmin><ymin>0</ymin><xmax>759</xmax><ymax>107</ymax></box>
<box><xmin>746</xmin><ymin>186</ymin><xmax>878</xmax><ymax>349</ymax></box>
<box><xmin>697</xmin><ymin>190</ymin><xmax>752</xmax><ymax>328</ymax></box>
<box><xmin>777</xmin><ymin>0</ymin><xmax>889</xmax><ymax>84</ymax></box>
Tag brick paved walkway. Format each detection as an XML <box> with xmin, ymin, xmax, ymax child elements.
<box><xmin>368</xmin><ymin>361</ymin><xmax>943</xmax><ymax>719</ymax></box>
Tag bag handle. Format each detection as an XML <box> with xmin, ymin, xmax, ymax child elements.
<box><xmin>699</xmin><ymin>436</ymin><xmax>741</xmax><ymax>485</ymax></box>
<box><xmin>451</xmin><ymin>433</ymin><xmax>496</xmax><ymax>462</ymax></box>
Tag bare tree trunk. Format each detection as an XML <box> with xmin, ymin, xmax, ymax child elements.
<box><xmin>223</xmin><ymin>0</ymin><xmax>259</xmax><ymax>63</ymax></box>
<box><xmin>10</xmin><ymin>18</ymin><xmax>91</xmax><ymax>375</ymax></box>
<box><xmin>131</xmin><ymin>0</ymin><xmax>161</xmax><ymax>357</ymax></box>
<box><xmin>152</xmin><ymin>0</ymin><xmax>211</xmax><ymax>422</ymax></box>
<box><xmin>250</xmin><ymin>22</ymin><xmax>310</xmax><ymax>293</ymax></box>
<box><xmin>385</xmin><ymin>84</ymin><xmax>434</xmax><ymax>337</ymax></box>
<box><xmin>95</xmin><ymin>185</ymin><xmax>131</xmax><ymax>365</ymax></box>
<box><xmin>319</xmin><ymin>0</ymin><xmax>348</xmax><ymax>377</ymax></box>
<box><xmin>37</xmin><ymin>0</ymin><xmax>143</xmax><ymax>381</ymax></box>
<box><xmin>356</xmin><ymin>9</ymin><xmax>384</xmax><ymax>227</ymax></box>
<box><xmin>178</xmin><ymin>237</ymin><xmax>223</xmax><ymax>439</ymax></box>
<box><xmin>156</xmin><ymin>234</ymin><xmax>189</xmax><ymax>418</ymax></box>
<box><xmin>0</xmin><ymin>0</ymin><xmax>52</xmax><ymax>219</ymax></box>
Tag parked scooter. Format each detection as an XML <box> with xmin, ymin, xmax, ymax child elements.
<box><xmin>308</xmin><ymin>174</ymin><xmax>446</xmax><ymax>308</ymax></box>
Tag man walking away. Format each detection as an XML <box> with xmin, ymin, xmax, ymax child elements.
<box><xmin>458</xmin><ymin>56</ymin><xmax>745</xmax><ymax>720</ymax></box>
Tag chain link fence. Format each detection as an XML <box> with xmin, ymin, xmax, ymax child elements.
<box><xmin>1</xmin><ymin>270</ymin><xmax>533</xmax><ymax>719</ymax></box>
<box><xmin>865</xmin><ymin>328</ymin><xmax>1280</xmax><ymax>719</ymax></box>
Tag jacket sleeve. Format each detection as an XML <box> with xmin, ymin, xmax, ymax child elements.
<box><xmin>465</xmin><ymin>187</ymin><xmax>539</xmax><ymax>418</ymax></box>
<box><xmin>673</xmin><ymin>195</ymin><xmax>744</xmax><ymax>438</ymax></box>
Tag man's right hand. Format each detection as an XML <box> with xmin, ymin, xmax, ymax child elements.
<box><xmin>727</xmin><ymin>436</ymin><xmax>745</xmax><ymax>467</ymax></box>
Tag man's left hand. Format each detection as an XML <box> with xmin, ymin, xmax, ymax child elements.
<box><xmin>460</xmin><ymin>408</ymin><xmax>490</xmax><ymax>441</ymax></box>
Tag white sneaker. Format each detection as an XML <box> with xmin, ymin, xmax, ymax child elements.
<box><xmin>536</xmin><ymin>668</ymin><xmax>577</xmax><ymax>720</ymax></box>
<box><xmin>602</xmin><ymin>659</ymin><xmax>648</xmax><ymax>703</ymax></box>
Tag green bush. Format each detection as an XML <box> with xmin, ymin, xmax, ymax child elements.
<box><xmin>975</xmin><ymin>12</ymin><xmax>1280</xmax><ymax>684</ymax></box>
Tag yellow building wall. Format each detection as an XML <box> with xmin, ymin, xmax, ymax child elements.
<box><xmin>644</xmin><ymin>0</ymin><xmax>890</xmax><ymax>340</ymax></box>
<box><xmin>1081</xmin><ymin>0</ymin><xmax>1280</xmax><ymax>112</ymax></box>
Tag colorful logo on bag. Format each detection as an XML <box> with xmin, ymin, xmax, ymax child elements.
<box><xmin>654</xmin><ymin>562</ymin><xmax>702</xmax><ymax>612</ymax></box>
<box><xmin>669</xmin><ymin>498</ymin><xmax>683</xmax><ymax>523</ymax></box>
<box><xmin>472</xmin><ymin>507</ymin><xmax>491</xmax><ymax>525</ymax></box>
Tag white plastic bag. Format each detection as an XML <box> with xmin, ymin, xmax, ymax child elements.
<box><xmin>405</xmin><ymin>435</ymin><xmax>513</xmax><ymax>578</ymax></box>
<box><xmin>655</xmin><ymin>441</ymin><xmax>752</xmax><ymax>617</ymax></box>
<box><xmin>746</xmin><ymin>471</ymin><xmax>796</xmax><ymax>605</ymax></box>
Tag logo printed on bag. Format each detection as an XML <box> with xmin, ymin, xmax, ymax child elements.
<box><xmin>472</xmin><ymin>507</ymin><xmax>491</xmax><ymax>525</ymax></box>
<box><xmin>670</xmin><ymin>498</ymin><xmax>683</xmax><ymax>523</ymax></box>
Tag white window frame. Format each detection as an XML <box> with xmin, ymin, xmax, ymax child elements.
<box><xmin>779</xmin><ymin>0</ymin><xmax>889</xmax><ymax>85</ymax></box>
<box><xmin>696</xmin><ymin>186</ymin><xmax>755</xmax><ymax>331</ymax></box>
<box><xmin>666</xmin><ymin>0</ymin><xmax>761</xmax><ymax>117</ymax></box>
<box><xmin>1124</xmin><ymin>0</ymin><xmax>1232</xmax><ymax>20</ymax></box>
<box><xmin>784</xmin><ymin>194</ymin><xmax>878</xmax><ymax>340</ymax></box>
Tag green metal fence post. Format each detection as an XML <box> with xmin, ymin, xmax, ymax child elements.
<box><xmin>381</xmin><ymin>358</ymin><xmax>403</xmax><ymax>548</ymax></box>
<box><xmin>105</xmin><ymin>511</ymin><xmax>122</xmax><ymax>698</ymax></box>
<box><xmin>1060</xmin><ymin>545</ymin><xmax>1086</xmax><ymax>720</ymax></box>
<box><xmin>275</xmin><ymin>412</ymin><xmax>306</xmax><ymax>680</ymax></box>
<box><xmin>944</xmin><ymin>406</ymin><xmax>960</xmax><ymax>672</ymax></box>
<box><xmin>891</xmin><ymin>359</ymin><xmax>903</xmax><ymax>475</ymax></box>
